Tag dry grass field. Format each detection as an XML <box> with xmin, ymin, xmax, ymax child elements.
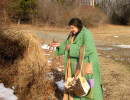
<box><xmin>99</xmin><ymin>56</ymin><xmax>130</xmax><ymax>100</ymax></box>
<box><xmin>11</xmin><ymin>24</ymin><xmax>130</xmax><ymax>45</ymax></box>
<box><xmin>90</xmin><ymin>25</ymin><xmax>130</xmax><ymax>45</ymax></box>
<box><xmin>2</xmin><ymin>24</ymin><xmax>129</xmax><ymax>100</ymax></box>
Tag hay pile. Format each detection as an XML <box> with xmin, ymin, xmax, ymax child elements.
<box><xmin>0</xmin><ymin>30</ymin><xmax>57</xmax><ymax>99</ymax></box>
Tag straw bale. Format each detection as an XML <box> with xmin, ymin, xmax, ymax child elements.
<box><xmin>0</xmin><ymin>30</ymin><xmax>56</xmax><ymax>99</ymax></box>
<box><xmin>0</xmin><ymin>31</ymin><xmax>29</xmax><ymax>66</ymax></box>
<box><xmin>27</xmin><ymin>73</ymin><xmax>57</xmax><ymax>100</ymax></box>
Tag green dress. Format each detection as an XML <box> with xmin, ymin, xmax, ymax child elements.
<box><xmin>56</xmin><ymin>26</ymin><xmax>104</xmax><ymax>100</ymax></box>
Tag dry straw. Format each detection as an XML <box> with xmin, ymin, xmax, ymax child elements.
<box><xmin>0</xmin><ymin>30</ymin><xmax>56</xmax><ymax>99</ymax></box>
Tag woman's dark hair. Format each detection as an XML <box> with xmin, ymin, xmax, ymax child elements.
<box><xmin>68</xmin><ymin>18</ymin><xmax>83</xmax><ymax>31</ymax></box>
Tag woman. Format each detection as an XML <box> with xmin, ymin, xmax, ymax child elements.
<box><xmin>51</xmin><ymin>18</ymin><xmax>103</xmax><ymax>100</ymax></box>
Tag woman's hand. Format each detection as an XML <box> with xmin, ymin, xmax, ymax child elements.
<box><xmin>66</xmin><ymin>45</ymin><xmax>71</xmax><ymax>51</ymax></box>
<box><xmin>51</xmin><ymin>43</ymin><xmax>60</xmax><ymax>47</ymax></box>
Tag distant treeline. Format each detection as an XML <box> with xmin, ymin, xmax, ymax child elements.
<box><xmin>0</xmin><ymin>0</ymin><xmax>130</xmax><ymax>28</ymax></box>
<box><xmin>97</xmin><ymin>0</ymin><xmax>130</xmax><ymax>25</ymax></box>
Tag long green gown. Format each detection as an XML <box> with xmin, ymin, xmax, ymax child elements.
<box><xmin>56</xmin><ymin>26</ymin><xmax>104</xmax><ymax>100</ymax></box>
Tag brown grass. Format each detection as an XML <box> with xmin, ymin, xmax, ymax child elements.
<box><xmin>11</xmin><ymin>24</ymin><xmax>130</xmax><ymax>45</ymax></box>
<box><xmin>99</xmin><ymin>55</ymin><xmax>130</xmax><ymax>100</ymax></box>
<box><xmin>90</xmin><ymin>24</ymin><xmax>130</xmax><ymax>45</ymax></box>
<box><xmin>10</xmin><ymin>23</ymin><xmax>69</xmax><ymax>33</ymax></box>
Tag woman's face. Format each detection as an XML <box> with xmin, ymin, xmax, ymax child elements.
<box><xmin>70</xmin><ymin>25</ymin><xmax>79</xmax><ymax>34</ymax></box>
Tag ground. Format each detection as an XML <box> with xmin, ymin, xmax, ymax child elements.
<box><xmin>12</xmin><ymin>24</ymin><xmax>130</xmax><ymax>100</ymax></box>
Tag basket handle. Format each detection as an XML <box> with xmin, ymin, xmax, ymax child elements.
<box><xmin>75</xmin><ymin>45</ymin><xmax>85</xmax><ymax>78</ymax></box>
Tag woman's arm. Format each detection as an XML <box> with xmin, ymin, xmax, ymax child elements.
<box><xmin>56</xmin><ymin>42</ymin><xmax>66</xmax><ymax>55</ymax></box>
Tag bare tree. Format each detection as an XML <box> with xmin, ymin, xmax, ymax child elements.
<box><xmin>0</xmin><ymin>0</ymin><xmax>10</xmax><ymax>23</ymax></box>
<box><xmin>0</xmin><ymin>0</ymin><xmax>10</xmax><ymax>32</ymax></box>
<box><xmin>99</xmin><ymin>0</ymin><xmax>130</xmax><ymax>24</ymax></box>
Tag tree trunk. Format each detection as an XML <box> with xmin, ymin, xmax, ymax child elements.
<box><xmin>17</xmin><ymin>19</ymin><xmax>21</xmax><ymax>25</ymax></box>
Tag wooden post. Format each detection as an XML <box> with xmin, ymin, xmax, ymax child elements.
<box><xmin>93</xmin><ymin>0</ymin><xmax>94</xmax><ymax>8</ymax></box>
